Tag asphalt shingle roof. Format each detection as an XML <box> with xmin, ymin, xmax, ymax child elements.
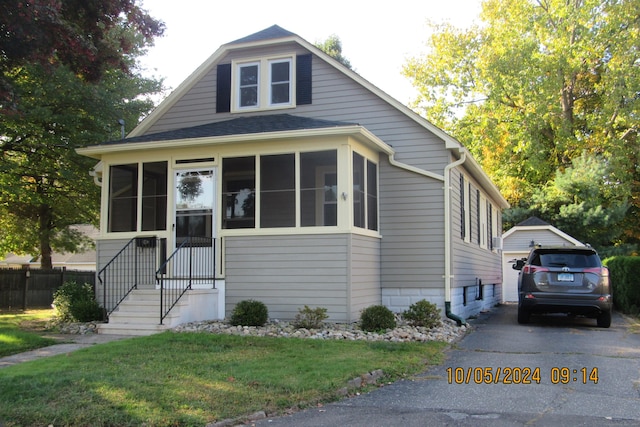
<box><xmin>98</xmin><ymin>114</ymin><xmax>357</xmax><ymax>146</ymax></box>
<box><xmin>227</xmin><ymin>25</ymin><xmax>297</xmax><ymax>45</ymax></box>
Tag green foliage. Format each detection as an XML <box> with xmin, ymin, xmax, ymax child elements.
<box><xmin>292</xmin><ymin>305</ymin><xmax>329</xmax><ymax>329</ymax></box>
<box><xmin>360</xmin><ymin>305</ymin><xmax>396</xmax><ymax>332</ymax></box>
<box><xmin>229</xmin><ymin>300</ymin><xmax>269</xmax><ymax>327</ymax></box>
<box><xmin>315</xmin><ymin>34</ymin><xmax>352</xmax><ymax>69</ymax></box>
<box><xmin>0</xmin><ymin>4</ymin><xmax>164</xmax><ymax>267</ymax></box>
<box><xmin>52</xmin><ymin>281</ymin><xmax>103</xmax><ymax>323</ymax></box>
<box><xmin>404</xmin><ymin>0</ymin><xmax>640</xmax><ymax>245</ymax></box>
<box><xmin>603</xmin><ymin>257</ymin><xmax>640</xmax><ymax>315</ymax></box>
<box><xmin>402</xmin><ymin>300</ymin><xmax>442</xmax><ymax>328</ymax></box>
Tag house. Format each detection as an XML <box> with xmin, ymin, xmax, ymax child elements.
<box><xmin>501</xmin><ymin>217</ymin><xmax>584</xmax><ymax>302</ymax></box>
<box><xmin>77</xmin><ymin>25</ymin><xmax>509</xmax><ymax>335</ymax></box>
<box><xmin>0</xmin><ymin>225</ymin><xmax>98</xmax><ymax>271</ymax></box>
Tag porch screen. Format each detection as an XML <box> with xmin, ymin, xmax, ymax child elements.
<box><xmin>222</xmin><ymin>156</ymin><xmax>255</xmax><ymax>229</ymax></box>
<box><xmin>301</xmin><ymin>150</ymin><xmax>337</xmax><ymax>226</ymax></box>
<box><xmin>353</xmin><ymin>152</ymin><xmax>378</xmax><ymax>231</ymax></box>
<box><xmin>109</xmin><ymin>164</ymin><xmax>137</xmax><ymax>232</ymax></box>
<box><xmin>260</xmin><ymin>154</ymin><xmax>295</xmax><ymax>228</ymax></box>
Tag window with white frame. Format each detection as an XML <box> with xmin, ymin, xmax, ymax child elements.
<box><xmin>233</xmin><ymin>57</ymin><xmax>293</xmax><ymax>111</ymax></box>
<box><xmin>353</xmin><ymin>152</ymin><xmax>378</xmax><ymax>231</ymax></box>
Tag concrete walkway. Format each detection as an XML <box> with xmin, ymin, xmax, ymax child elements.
<box><xmin>0</xmin><ymin>333</ymin><xmax>132</xmax><ymax>368</ymax></box>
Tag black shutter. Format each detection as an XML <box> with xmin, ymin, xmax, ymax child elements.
<box><xmin>296</xmin><ymin>54</ymin><xmax>312</xmax><ymax>105</ymax></box>
<box><xmin>216</xmin><ymin>63</ymin><xmax>231</xmax><ymax>113</ymax></box>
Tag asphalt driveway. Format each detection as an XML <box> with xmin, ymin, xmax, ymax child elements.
<box><xmin>256</xmin><ymin>304</ymin><xmax>640</xmax><ymax>426</ymax></box>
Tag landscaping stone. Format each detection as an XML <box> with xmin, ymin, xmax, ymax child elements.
<box><xmin>172</xmin><ymin>317</ymin><xmax>469</xmax><ymax>343</ymax></box>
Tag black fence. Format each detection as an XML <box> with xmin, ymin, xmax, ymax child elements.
<box><xmin>0</xmin><ymin>268</ymin><xmax>96</xmax><ymax>310</ymax></box>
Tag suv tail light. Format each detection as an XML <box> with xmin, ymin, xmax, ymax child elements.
<box><xmin>583</xmin><ymin>266</ymin><xmax>609</xmax><ymax>277</ymax></box>
<box><xmin>523</xmin><ymin>265</ymin><xmax>549</xmax><ymax>274</ymax></box>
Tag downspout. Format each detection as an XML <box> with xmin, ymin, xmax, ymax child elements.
<box><xmin>386</xmin><ymin>152</ymin><xmax>466</xmax><ymax>325</ymax></box>
<box><xmin>443</xmin><ymin>149</ymin><xmax>467</xmax><ymax>326</ymax></box>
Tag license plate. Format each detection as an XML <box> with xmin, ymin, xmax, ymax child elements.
<box><xmin>558</xmin><ymin>273</ymin><xmax>574</xmax><ymax>282</ymax></box>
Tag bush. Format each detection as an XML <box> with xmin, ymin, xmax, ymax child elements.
<box><xmin>360</xmin><ymin>305</ymin><xmax>396</xmax><ymax>332</ymax></box>
<box><xmin>230</xmin><ymin>300</ymin><xmax>269</xmax><ymax>326</ymax></box>
<box><xmin>53</xmin><ymin>281</ymin><xmax>104</xmax><ymax>323</ymax></box>
<box><xmin>603</xmin><ymin>256</ymin><xmax>640</xmax><ymax>315</ymax></box>
<box><xmin>402</xmin><ymin>299</ymin><xmax>442</xmax><ymax>328</ymax></box>
<box><xmin>293</xmin><ymin>305</ymin><xmax>328</xmax><ymax>329</ymax></box>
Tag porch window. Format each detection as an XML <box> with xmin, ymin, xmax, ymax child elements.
<box><xmin>261</xmin><ymin>154</ymin><xmax>295</xmax><ymax>228</ymax></box>
<box><xmin>142</xmin><ymin>162</ymin><xmax>168</xmax><ymax>231</ymax></box>
<box><xmin>353</xmin><ymin>152</ymin><xmax>378</xmax><ymax>231</ymax></box>
<box><xmin>301</xmin><ymin>150</ymin><xmax>337</xmax><ymax>226</ymax></box>
<box><xmin>222</xmin><ymin>156</ymin><xmax>255</xmax><ymax>229</ymax></box>
<box><xmin>108</xmin><ymin>161</ymin><xmax>168</xmax><ymax>233</ymax></box>
<box><xmin>108</xmin><ymin>164</ymin><xmax>137</xmax><ymax>232</ymax></box>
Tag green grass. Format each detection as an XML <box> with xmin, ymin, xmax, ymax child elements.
<box><xmin>0</xmin><ymin>332</ymin><xmax>447</xmax><ymax>426</ymax></box>
<box><xmin>0</xmin><ymin>309</ymin><xmax>58</xmax><ymax>357</ymax></box>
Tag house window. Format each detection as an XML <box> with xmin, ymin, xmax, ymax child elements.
<box><xmin>301</xmin><ymin>150</ymin><xmax>337</xmax><ymax>226</ymax></box>
<box><xmin>353</xmin><ymin>152</ymin><xmax>378</xmax><ymax>231</ymax></box>
<box><xmin>222</xmin><ymin>157</ymin><xmax>255</xmax><ymax>229</ymax></box>
<box><xmin>238</xmin><ymin>62</ymin><xmax>259</xmax><ymax>108</ymax></box>
<box><xmin>261</xmin><ymin>154</ymin><xmax>295</xmax><ymax>228</ymax></box>
<box><xmin>269</xmin><ymin>59</ymin><xmax>291</xmax><ymax>105</ymax></box>
<box><xmin>232</xmin><ymin>57</ymin><xmax>293</xmax><ymax>111</ymax></box>
<box><xmin>108</xmin><ymin>161</ymin><xmax>167</xmax><ymax>233</ymax></box>
<box><xmin>460</xmin><ymin>174</ymin><xmax>465</xmax><ymax>239</ymax></box>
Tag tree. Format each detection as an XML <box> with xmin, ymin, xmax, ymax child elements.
<box><xmin>315</xmin><ymin>34</ymin><xmax>352</xmax><ymax>69</ymax></box>
<box><xmin>0</xmin><ymin>1</ymin><xmax>164</xmax><ymax>268</ymax></box>
<box><xmin>0</xmin><ymin>0</ymin><xmax>164</xmax><ymax>107</ymax></box>
<box><xmin>404</xmin><ymin>0</ymin><xmax>640</xmax><ymax>246</ymax></box>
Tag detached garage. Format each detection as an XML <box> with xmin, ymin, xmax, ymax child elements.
<box><xmin>501</xmin><ymin>217</ymin><xmax>583</xmax><ymax>302</ymax></box>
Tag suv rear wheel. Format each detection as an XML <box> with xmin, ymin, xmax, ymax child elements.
<box><xmin>597</xmin><ymin>310</ymin><xmax>612</xmax><ymax>328</ymax></box>
<box><xmin>517</xmin><ymin>306</ymin><xmax>530</xmax><ymax>324</ymax></box>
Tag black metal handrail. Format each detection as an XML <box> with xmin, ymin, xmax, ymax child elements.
<box><xmin>156</xmin><ymin>236</ymin><xmax>216</xmax><ymax>324</ymax></box>
<box><xmin>98</xmin><ymin>237</ymin><xmax>165</xmax><ymax>318</ymax></box>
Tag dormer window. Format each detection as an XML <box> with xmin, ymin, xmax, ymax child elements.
<box><xmin>232</xmin><ymin>56</ymin><xmax>293</xmax><ymax>111</ymax></box>
<box><xmin>239</xmin><ymin>62</ymin><xmax>259</xmax><ymax>108</ymax></box>
<box><xmin>269</xmin><ymin>59</ymin><xmax>291</xmax><ymax>105</ymax></box>
<box><xmin>217</xmin><ymin>54</ymin><xmax>311</xmax><ymax>113</ymax></box>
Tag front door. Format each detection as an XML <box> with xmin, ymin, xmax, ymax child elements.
<box><xmin>173</xmin><ymin>168</ymin><xmax>216</xmax><ymax>279</ymax></box>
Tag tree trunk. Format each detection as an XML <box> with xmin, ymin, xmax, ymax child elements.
<box><xmin>38</xmin><ymin>204</ymin><xmax>53</xmax><ymax>269</ymax></box>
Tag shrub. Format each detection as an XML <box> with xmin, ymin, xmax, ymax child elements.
<box><xmin>402</xmin><ymin>299</ymin><xmax>442</xmax><ymax>328</ymax></box>
<box><xmin>53</xmin><ymin>281</ymin><xmax>104</xmax><ymax>323</ymax></box>
<box><xmin>292</xmin><ymin>305</ymin><xmax>328</xmax><ymax>329</ymax></box>
<box><xmin>360</xmin><ymin>305</ymin><xmax>396</xmax><ymax>332</ymax></box>
<box><xmin>230</xmin><ymin>299</ymin><xmax>269</xmax><ymax>326</ymax></box>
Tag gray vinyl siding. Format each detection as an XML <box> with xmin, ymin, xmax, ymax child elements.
<box><xmin>225</xmin><ymin>234</ymin><xmax>380</xmax><ymax>323</ymax></box>
<box><xmin>379</xmin><ymin>157</ymin><xmax>446</xmax><ymax>290</ymax></box>
<box><xmin>450</xmin><ymin>167</ymin><xmax>503</xmax><ymax>317</ymax></box>
<box><xmin>349</xmin><ymin>234</ymin><xmax>381</xmax><ymax>318</ymax></box>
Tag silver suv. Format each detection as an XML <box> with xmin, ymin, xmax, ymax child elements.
<box><xmin>513</xmin><ymin>246</ymin><xmax>612</xmax><ymax>328</ymax></box>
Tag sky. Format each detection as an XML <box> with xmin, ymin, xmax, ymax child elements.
<box><xmin>138</xmin><ymin>0</ymin><xmax>484</xmax><ymax>105</ymax></box>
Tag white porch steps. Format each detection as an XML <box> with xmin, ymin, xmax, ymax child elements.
<box><xmin>98</xmin><ymin>289</ymin><xmax>185</xmax><ymax>336</ymax></box>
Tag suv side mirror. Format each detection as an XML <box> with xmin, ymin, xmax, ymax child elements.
<box><xmin>512</xmin><ymin>259</ymin><xmax>525</xmax><ymax>271</ymax></box>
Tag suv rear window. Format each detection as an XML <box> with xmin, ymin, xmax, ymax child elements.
<box><xmin>530</xmin><ymin>250</ymin><xmax>600</xmax><ymax>268</ymax></box>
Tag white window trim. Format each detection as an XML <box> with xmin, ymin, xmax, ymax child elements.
<box><xmin>231</xmin><ymin>55</ymin><xmax>295</xmax><ymax>112</ymax></box>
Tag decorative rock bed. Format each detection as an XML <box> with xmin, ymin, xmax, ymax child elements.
<box><xmin>173</xmin><ymin>317</ymin><xmax>469</xmax><ymax>344</ymax></box>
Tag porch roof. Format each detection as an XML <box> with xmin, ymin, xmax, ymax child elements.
<box><xmin>100</xmin><ymin>114</ymin><xmax>357</xmax><ymax>146</ymax></box>
<box><xmin>77</xmin><ymin>114</ymin><xmax>394</xmax><ymax>158</ymax></box>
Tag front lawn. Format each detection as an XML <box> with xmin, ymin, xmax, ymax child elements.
<box><xmin>0</xmin><ymin>309</ymin><xmax>58</xmax><ymax>357</ymax></box>
<box><xmin>0</xmin><ymin>332</ymin><xmax>447</xmax><ymax>426</ymax></box>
